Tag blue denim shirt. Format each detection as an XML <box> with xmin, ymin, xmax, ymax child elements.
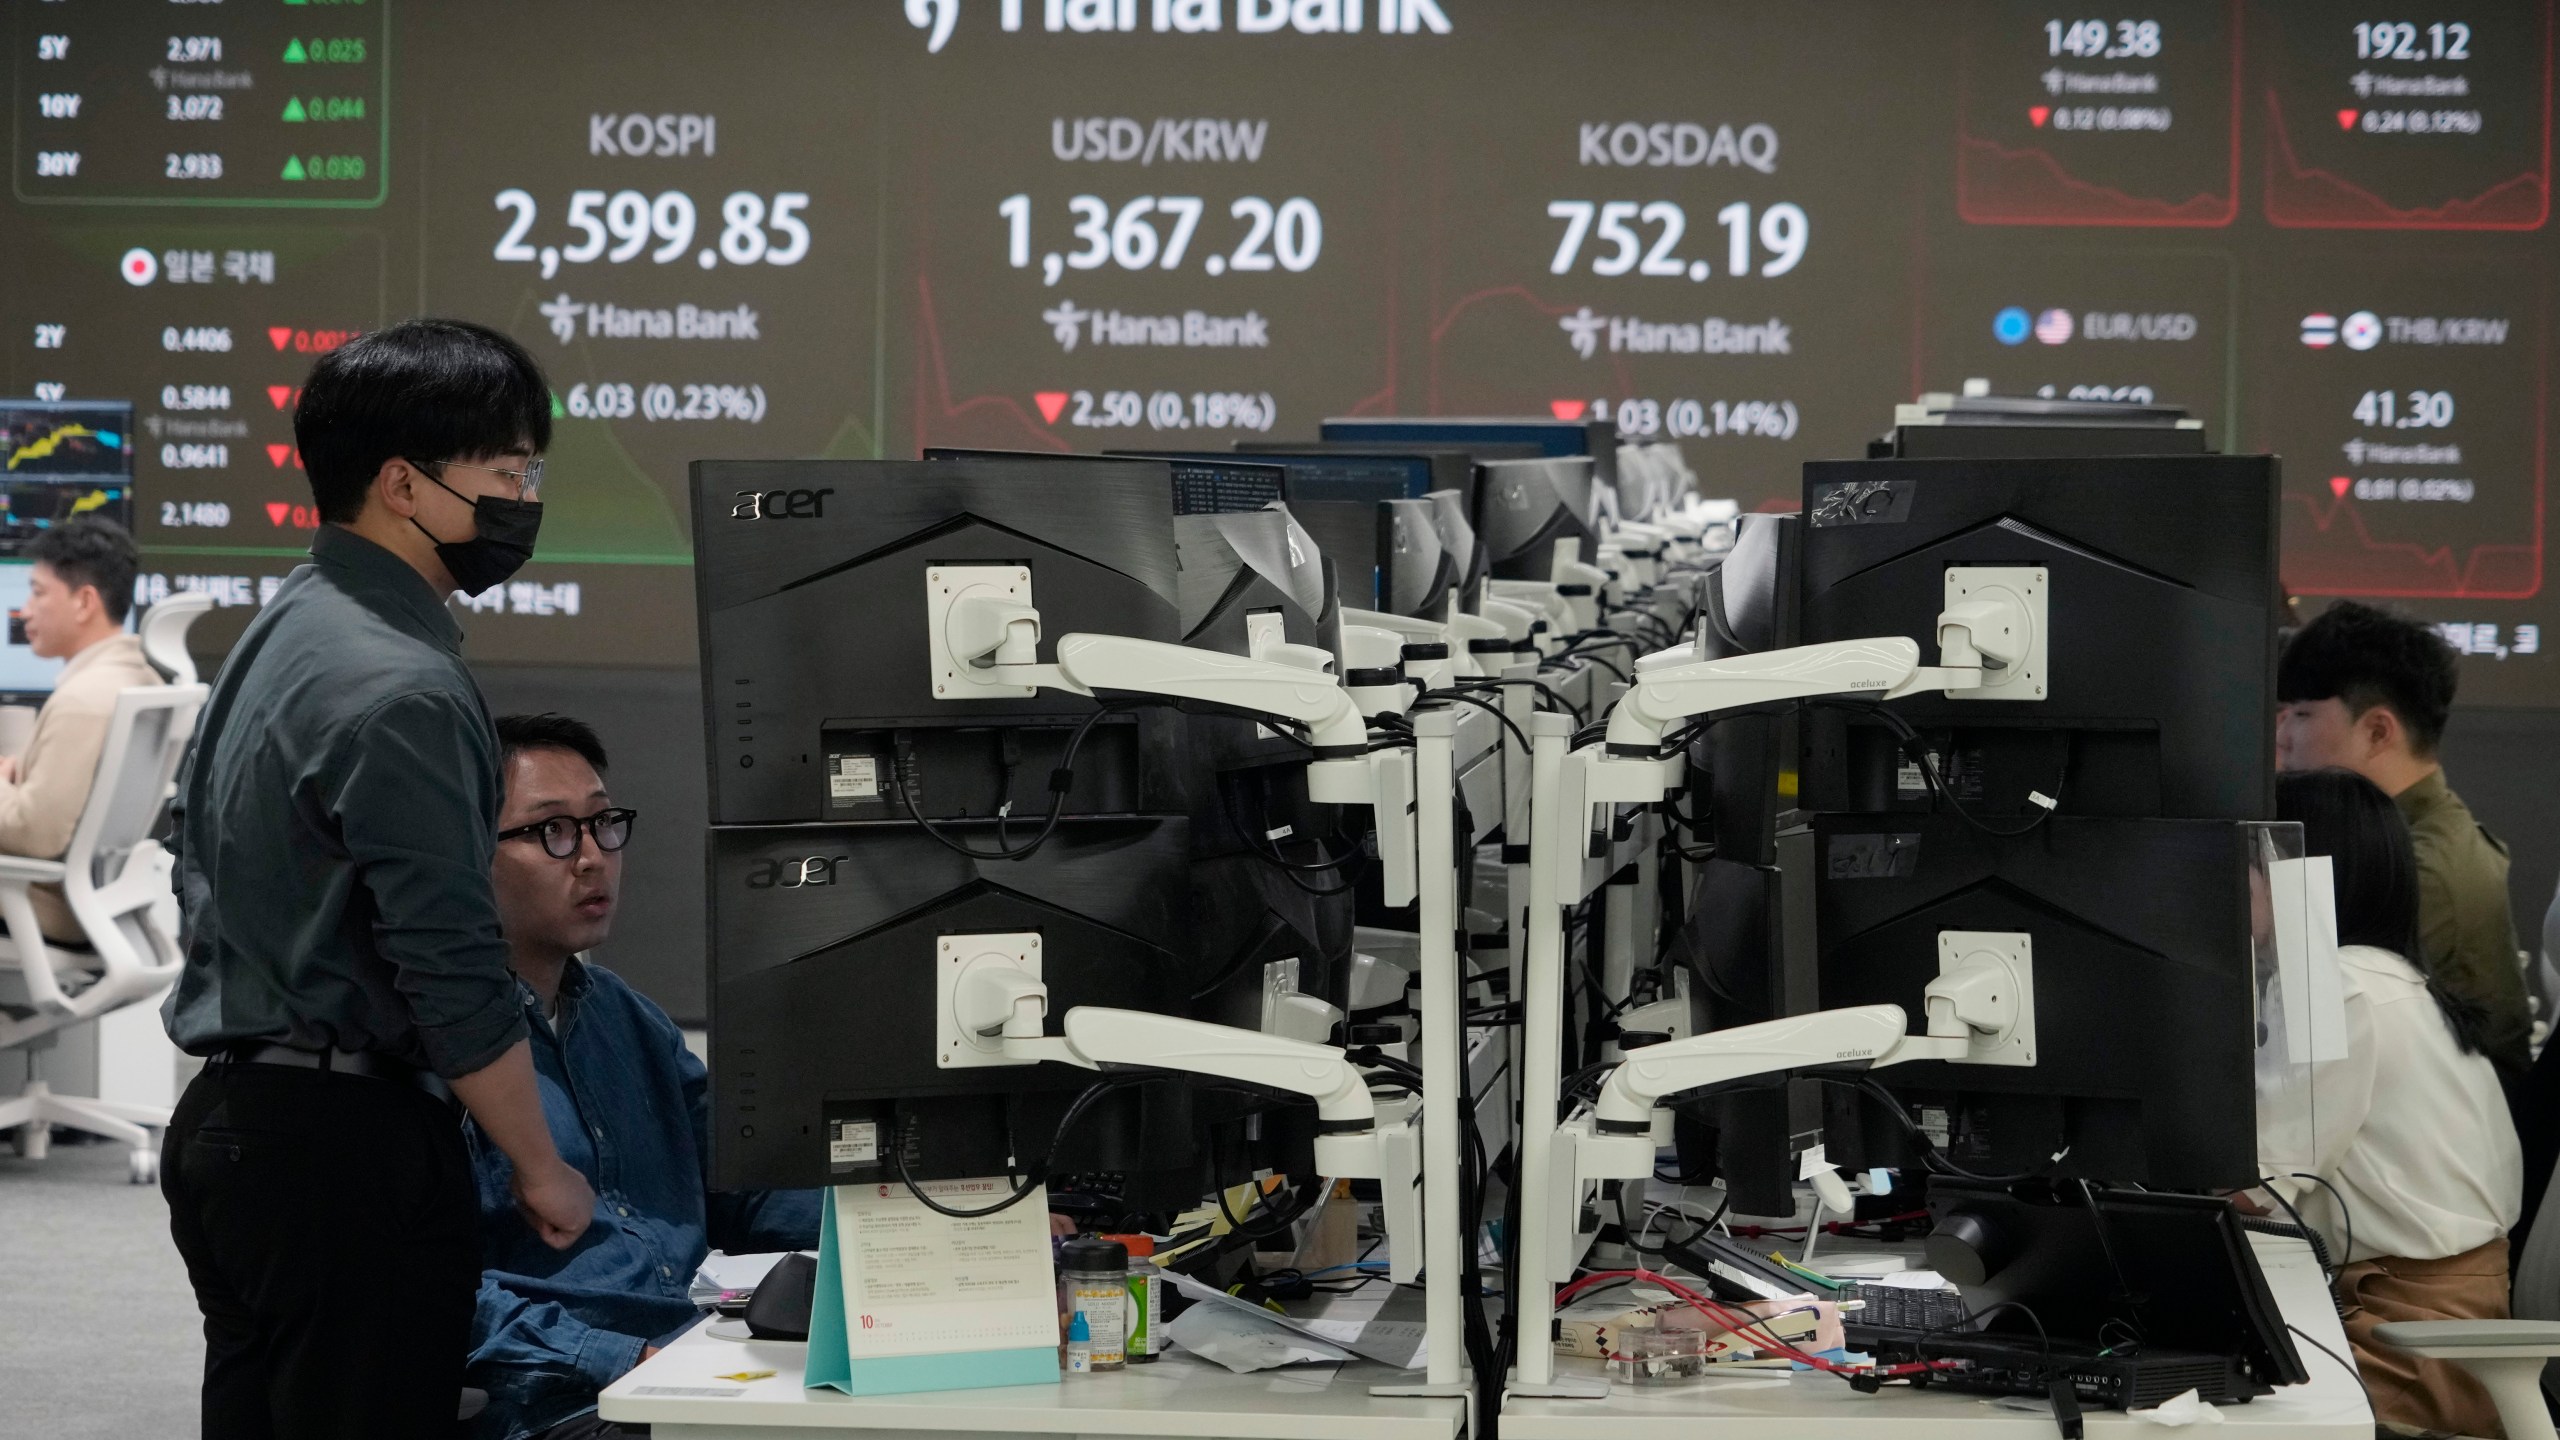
<box><xmin>464</xmin><ymin>959</ymin><xmax>820</xmax><ymax>1440</ymax></box>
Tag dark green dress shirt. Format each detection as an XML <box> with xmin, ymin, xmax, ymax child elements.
<box><xmin>2396</xmin><ymin>768</ymin><xmax>2532</xmax><ymax>1082</ymax></box>
<box><xmin>163</xmin><ymin>525</ymin><xmax>527</xmax><ymax>1079</ymax></box>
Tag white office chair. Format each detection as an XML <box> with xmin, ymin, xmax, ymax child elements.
<box><xmin>138</xmin><ymin>588</ymin><xmax>215</xmax><ymax>686</ymax></box>
<box><xmin>0</xmin><ymin>683</ymin><xmax>207</xmax><ymax>1183</ymax></box>
<box><xmin>2374</xmin><ymin>1154</ymin><xmax>2560</xmax><ymax>1440</ymax></box>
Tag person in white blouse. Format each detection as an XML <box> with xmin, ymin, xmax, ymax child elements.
<box><xmin>2259</xmin><ymin>767</ymin><xmax>2523</xmax><ymax>1439</ymax></box>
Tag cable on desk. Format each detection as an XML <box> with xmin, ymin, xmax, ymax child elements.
<box><xmin>1557</xmin><ymin>1267</ymin><xmax>1959</xmax><ymax>1386</ymax></box>
<box><xmin>1912</xmin><ymin>1299</ymin><xmax>2055</xmax><ymax>1391</ymax></box>
<box><xmin>2287</xmin><ymin>1322</ymin><xmax>2378</xmax><ymax>1422</ymax></box>
<box><xmin>2254</xmin><ymin>1179</ymin><xmax>2343</xmax><ymax>1284</ymax></box>
<box><xmin>887</xmin><ymin>1075</ymin><xmax>1149</xmax><ymax>1218</ymax></box>
<box><xmin>2236</xmin><ymin>1214</ymin><xmax>2334</xmax><ymax>1275</ymax></box>
<box><xmin>1629</xmin><ymin>1188</ymin><xmax>1730</xmax><ymax>1256</ymax></box>
<box><xmin>2288</xmin><ymin>1171</ymin><xmax>2356</xmax><ymax>1273</ymax></box>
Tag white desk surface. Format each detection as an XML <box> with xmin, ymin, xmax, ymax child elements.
<box><xmin>1500</xmin><ymin>1233</ymin><xmax>2373</xmax><ymax>1440</ymax></box>
<box><xmin>599</xmin><ymin>1319</ymin><xmax>1467</xmax><ymax>1440</ymax></box>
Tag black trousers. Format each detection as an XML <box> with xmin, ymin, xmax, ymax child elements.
<box><xmin>163</xmin><ymin>1062</ymin><xmax>480</xmax><ymax>1440</ymax></box>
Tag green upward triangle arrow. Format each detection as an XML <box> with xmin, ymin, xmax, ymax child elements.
<box><xmin>281</xmin><ymin>155</ymin><xmax>307</xmax><ymax>181</ymax></box>
<box><xmin>281</xmin><ymin>96</ymin><xmax>307</xmax><ymax>122</ymax></box>
<box><xmin>549</xmin><ymin>391</ymin><xmax>566</xmax><ymax>419</ymax></box>
<box><xmin>282</xmin><ymin>38</ymin><xmax>308</xmax><ymax>63</ymax></box>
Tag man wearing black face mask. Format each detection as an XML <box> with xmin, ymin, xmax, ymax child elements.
<box><xmin>162</xmin><ymin>318</ymin><xmax>596</xmax><ymax>1440</ymax></box>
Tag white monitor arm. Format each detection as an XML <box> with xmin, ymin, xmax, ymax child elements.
<box><xmin>1600</xmin><ymin>636</ymin><xmax>1970</xmax><ymax>754</ymax></box>
<box><xmin>931</xmin><ymin>575</ymin><xmax>1412</xmax><ymax>893</ymax></box>
<box><xmin>953</xmin><ymin>967</ymin><xmax>1387</xmax><ymax>1179</ymax></box>
<box><xmin>1580</xmin><ymin>983</ymin><xmax>2025</xmax><ymax>1183</ymax></box>
<box><xmin>953</xmin><ymin>600</ymin><xmax>1371</xmax><ymax>755</ymax></box>
<box><xmin>1596</xmin><ymin>585</ymin><xmax>2035</xmax><ymax>761</ymax></box>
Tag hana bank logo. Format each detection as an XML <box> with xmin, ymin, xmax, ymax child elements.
<box><xmin>1043</xmin><ymin>300</ymin><xmax>1089</xmax><ymax>351</ymax></box>
<box><xmin>540</xmin><ymin>294</ymin><xmax>583</xmax><ymax>345</ymax></box>
<box><xmin>1559</xmin><ymin>306</ymin><xmax>1607</xmax><ymax>359</ymax></box>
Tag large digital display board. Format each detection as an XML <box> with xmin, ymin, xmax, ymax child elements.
<box><xmin>5</xmin><ymin>0</ymin><xmax>2553</xmax><ymax>698</ymax></box>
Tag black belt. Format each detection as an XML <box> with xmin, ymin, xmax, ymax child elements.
<box><xmin>214</xmin><ymin>1042</ymin><xmax>457</xmax><ymax>1107</ymax></box>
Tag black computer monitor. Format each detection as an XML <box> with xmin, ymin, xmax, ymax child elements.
<box><xmin>1235</xmin><ymin>440</ymin><xmax>1507</xmax><ymax>501</ymax></box>
<box><xmin>690</xmin><ymin>457</ymin><xmax>1182</xmax><ymax>826</ymax></box>
<box><xmin>1378</xmin><ymin>498</ymin><xmax>1455</xmax><ymax>621</ymax></box>
<box><xmin>1868</xmin><ymin>392</ymin><xmax>2212</xmax><ymax>461</ymax></box>
<box><xmin>924</xmin><ymin>447</ymin><xmax>1288</xmax><ymax>517</ymax></box>
<box><xmin>1472</xmin><ymin>456</ymin><xmax>1598</xmax><ymax>581</ymax></box>
<box><xmin>1172</xmin><ymin>504</ymin><xmax>1342</xmax><ymax>774</ymax></box>
<box><xmin>0</xmin><ymin>399</ymin><xmax>135</xmax><ymax>557</ymax></box>
<box><xmin>700</xmin><ymin>462</ymin><xmax>1342</xmax><ymax>1196</ymax></box>
<box><xmin>1319</xmin><ymin>415</ymin><xmax>1619</xmax><ymax>502</ymax></box>
<box><xmin>1889</xmin><ymin>1179</ymin><xmax>2306</xmax><ymax>1389</ymax></box>
<box><xmin>1795</xmin><ymin>454</ymin><xmax>2278</xmax><ymax>823</ymax></box>
<box><xmin>1807</xmin><ymin>812</ymin><xmax>2265</xmax><ymax>1189</ymax></box>
<box><xmin>705</xmin><ymin>817</ymin><xmax>1218</xmax><ymax>1192</ymax></box>
<box><xmin>1423</xmin><ymin>490</ymin><xmax>1486</xmax><ymax>614</ymax></box>
<box><xmin>1141</xmin><ymin>451</ymin><xmax>1434</xmax><ymax>614</ymax></box>
<box><xmin>1695</xmin><ymin>513</ymin><xmax>1796</xmax><ymax>663</ymax></box>
<box><xmin>1663</xmin><ymin>513</ymin><xmax>1803</xmax><ymax>1213</ymax></box>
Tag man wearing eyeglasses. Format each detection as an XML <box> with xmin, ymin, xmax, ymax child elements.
<box><xmin>465</xmin><ymin>712</ymin><xmax>818</xmax><ymax>1440</ymax></box>
<box><xmin>162</xmin><ymin>319</ymin><xmax>592</xmax><ymax>1440</ymax></box>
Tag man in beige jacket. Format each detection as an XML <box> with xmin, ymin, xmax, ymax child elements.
<box><xmin>0</xmin><ymin>516</ymin><xmax>159</xmax><ymax>940</ymax></box>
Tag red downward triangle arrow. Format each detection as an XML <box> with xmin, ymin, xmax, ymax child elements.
<box><xmin>268</xmin><ymin>327</ymin><xmax>293</xmax><ymax>351</ymax></box>
<box><xmin>267</xmin><ymin>385</ymin><xmax>294</xmax><ymax>410</ymax></box>
<box><xmin>2337</xmin><ymin>109</ymin><xmax>2360</xmax><ymax>130</ymax></box>
<box><xmin>266</xmin><ymin>443</ymin><xmax>294</xmax><ymax>468</ymax></box>
<box><xmin>1033</xmin><ymin>391</ymin><xmax>1069</xmax><ymax>424</ymax></box>
<box><xmin>1549</xmin><ymin>399</ymin><xmax>1587</xmax><ymax>421</ymax></box>
<box><xmin>2029</xmin><ymin>106</ymin><xmax>2051</xmax><ymax>128</ymax></box>
<box><xmin>266</xmin><ymin>501</ymin><xmax>293</xmax><ymax>526</ymax></box>
<box><xmin>2330</xmin><ymin>475</ymin><xmax>2353</xmax><ymax>498</ymax></box>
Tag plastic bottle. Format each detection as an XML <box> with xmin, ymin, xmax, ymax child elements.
<box><xmin>1105</xmin><ymin>1234</ymin><xmax>1163</xmax><ymax>1363</ymax></box>
<box><xmin>1060</xmin><ymin>1237</ymin><xmax>1129</xmax><ymax>1370</ymax></box>
<box><xmin>1066</xmin><ymin>1310</ymin><xmax>1092</xmax><ymax>1374</ymax></box>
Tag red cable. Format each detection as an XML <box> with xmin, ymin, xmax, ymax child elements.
<box><xmin>1557</xmin><ymin>1268</ymin><xmax>1956</xmax><ymax>1381</ymax></box>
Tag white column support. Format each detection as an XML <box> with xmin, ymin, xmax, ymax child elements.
<box><xmin>1373</xmin><ymin>709</ymin><xmax>1473</xmax><ymax>1405</ymax></box>
<box><xmin>1506</xmin><ymin>713</ymin><xmax>1604</xmax><ymax>1398</ymax></box>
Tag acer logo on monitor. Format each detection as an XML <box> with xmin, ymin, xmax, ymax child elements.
<box><xmin>731</xmin><ymin>487</ymin><xmax>835</xmax><ymax>520</ymax></box>
<box><xmin>745</xmin><ymin>855</ymin><xmax>848</xmax><ymax>889</ymax></box>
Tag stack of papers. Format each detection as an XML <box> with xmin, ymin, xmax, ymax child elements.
<box><xmin>689</xmin><ymin>1250</ymin><xmax>801</xmax><ymax>1308</ymax></box>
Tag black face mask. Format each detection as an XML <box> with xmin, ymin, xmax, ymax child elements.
<box><xmin>414</xmin><ymin>471</ymin><xmax>542</xmax><ymax>595</ymax></box>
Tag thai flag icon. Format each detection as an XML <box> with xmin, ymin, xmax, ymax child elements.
<box><xmin>2301</xmin><ymin>313</ymin><xmax>2338</xmax><ymax>348</ymax></box>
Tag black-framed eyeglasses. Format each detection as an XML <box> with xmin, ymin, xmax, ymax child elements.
<box><xmin>498</xmin><ymin>808</ymin><xmax>636</xmax><ymax>859</ymax></box>
<box><xmin>434</xmin><ymin>457</ymin><xmax>544</xmax><ymax>500</ymax></box>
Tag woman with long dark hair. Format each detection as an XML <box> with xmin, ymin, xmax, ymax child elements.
<box><xmin>2263</xmin><ymin>768</ymin><xmax>2522</xmax><ymax>1438</ymax></box>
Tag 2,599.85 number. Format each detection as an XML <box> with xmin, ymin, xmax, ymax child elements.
<box><xmin>493</xmin><ymin>189</ymin><xmax>811</xmax><ymax>277</ymax></box>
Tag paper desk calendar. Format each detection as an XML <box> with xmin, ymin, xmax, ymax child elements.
<box><xmin>805</xmin><ymin>1179</ymin><xmax>1061</xmax><ymax>1396</ymax></box>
